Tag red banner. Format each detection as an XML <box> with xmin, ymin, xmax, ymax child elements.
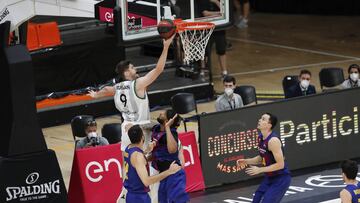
<box><xmin>98</xmin><ymin>6</ymin><xmax>114</xmax><ymax>23</ymax></box>
<box><xmin>179</xmin><ymin>131</ymin><xmax>206</xmax><ymax>193</ymax></box>
<box><xmin>68</xmin><ymin>132</ymin><xmax>205</xmax><ymax>203</ymax></box>
<box><xmin>68</xmin><ymin>144</ymin><xmax>123</xmax><ymax>203</ymax></box>
<box><xmin>98</xmin><ymin>6</ymin><xmax>157</xmax><ymax>27</ymax></box>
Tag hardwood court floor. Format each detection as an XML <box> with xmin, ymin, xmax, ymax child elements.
<box><xmin>43</xmin><ymin>13</ymin><xmax>360</xmax><ymax>189</ymax></box>
<box><xmin>211</xmin><ymin>13</ymin><xmax>360</xmax><ymax>94</ymax></box>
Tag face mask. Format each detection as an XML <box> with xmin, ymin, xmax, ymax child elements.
<box><xmin>224</xmin><ymin>88</ymin><xmax>233</xmax><ymax>96</ymax></box>
<box><xmin>87</xmin><ymin>132</ymin><xmax>97</xmax><ymax>138</ymax></box>
<box><xmin>300</xmin><ymin>80</ymin><xmax>310</xmax><ymax>89</ymax></box>
<box><xmin>350</xmin><ymin>73</ymin><xmax>359</xmax><ymax>82</ymax></box>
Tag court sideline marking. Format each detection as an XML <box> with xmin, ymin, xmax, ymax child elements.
<box><xmin>212</xmin><ymin>37</ymin><xmax>360</xmax><ymax>79</ymax></box>
<box><xmin>227</xmin><ymin>38</ymin><xmax>360</xmax><ymax>60</ymax></box>
<box><xmin>213</xmin><ymin>59</ymin><xmax>360</xmax><ymax>79</ymax></box>
<box><xmin>319</xmin><ymin>198</ymin><xmax>340</xmax><ymax>203</ymax></box>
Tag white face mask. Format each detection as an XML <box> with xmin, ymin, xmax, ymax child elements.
<box><xmin>300</xmin><ymin>80</ymin><xmax>310</xmax><ymax>89</ymax></box>
<box><xmin>350</xmin><ymin>73</ymin><xmax>359</xmax><ymax>82</ymax></box>
<box><xmin>87</xmin><ymin>132</ymin><xmax>97</xmax><ymax>138</ymax></box>
<box><xmin>224</xmin><ymin>88</ymin><xmax>233</xmax><ymax>96</ymax></box>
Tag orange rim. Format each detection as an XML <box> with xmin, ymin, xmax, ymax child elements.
<box><xmin>173</xmin><ymin>19</ymin><xmax>184</xmax><ymax>32</ymax></box>
<box><xmin>177</xmin><ymin>22</ymin><xmax>215</xmax><ymax>31</ymax></box>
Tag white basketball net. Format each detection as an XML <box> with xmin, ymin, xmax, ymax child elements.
<box><xmin>177</xmin><ymin>23</ymin><xmax>215</xmax><ymax>64</ymax></box>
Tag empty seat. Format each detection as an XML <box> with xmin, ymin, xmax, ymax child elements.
<box><xmin>319</xmin><ymin>67</ymin><xmax>345</xmax><ymax>91</ymax></box>
<box><xmin>101</xmin><ymin>123</ymin><xmax>122</xmax><ymax>144</ymax></box>
<box><xmin>234</xmin><ymin>85</ymin><xmax>257</xmax><ymax>105</ymax></box>
<box><xmin>171</xmin><ymin>93</ymin><xmax>198</xmax><ymax>132</ymax></box>
<box><xmin>282</xmin><ymin>75</ymin><xmax>299</xmax><ymax>98</ymax></box>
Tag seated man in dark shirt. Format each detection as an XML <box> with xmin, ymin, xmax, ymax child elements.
<box><xmin>287</xmin><ymin>69</ymin><xmax>316</xmax><ymax>98</ymax></box>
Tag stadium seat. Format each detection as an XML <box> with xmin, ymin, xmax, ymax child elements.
<box><xmin>171</xmin><ymin>93</ymin><xmax>198</xmax><ymax>132</ymax></box>
<box><xmin>101</xmin><ymin>123</ymin><xmax>122</xmax><ymax>144</ymax></box>
<box><xmin>319</xmin><ymin>67</ymin><xmax>345</xmax><ymax>91</ymax></box>
<box><xmin>234</xmin><ymin>85</ymin><xmax>257</xmax><ymax>105</ymax></box>
<box><xmin>70</xmin><ymin>115</ymin><xmax>94</xmax><ymax>141</ymax></box>
<box><xmin>282</xmin><ymin>75</ymin><xmax>299</xmax><ymax>98</ymax></box>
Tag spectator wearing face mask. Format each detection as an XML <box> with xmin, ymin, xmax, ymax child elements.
<box><xmin>341</xmin><ymin>64</ymin><xmax>360</xmax><ymax>89</ymax></box>
<box><xmin>76</xmin><ymin>119</ymin><xmax>109</xmax><ymax>149</ymax></box>
<box><xmin>287</xmin><ymin>70</ymin><xmax>316</xmax><ymax>98</ymax></box>
<box><xmin>215</xmin><ymin>75</ymin><xmax>244</xmax><ymax>111</ymax></box>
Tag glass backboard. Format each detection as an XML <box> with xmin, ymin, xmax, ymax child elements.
<box><xmin>120</xmin><ymin>0</ymin><xmax>230</xmax><ymax>41</ymax></box>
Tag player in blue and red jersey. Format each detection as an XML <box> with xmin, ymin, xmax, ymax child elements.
<box><xmin>151</xmin><ymin>109</ymin><xmax>189</xmax><ymax>203</ymax></box>
<box><xmin>237</xmin><ymin>113</ymin><xmax>291</xmax><ymax>203</ymax></box>
<box><xmin>340</xmin><ymin>159</ymin><xmax>360</xmax><ymax>203</ymax></box>
<box><xmin>123</xmin><ymin>125</ymin><xmax>181</xmax><ymax>203</ymax></box>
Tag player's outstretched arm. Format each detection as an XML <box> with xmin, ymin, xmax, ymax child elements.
<box><xmin>165</xmin><ymin>114</ymin><xmax>179</xmax><ymax>153</ymax></box>
<box><xmin>132</xmin><ymin>152</ymin><xmax>180</xmax><ymax>187</ymax></box>
<box><xmin>88</xmin><ymin>86</ymin><xmax>115</xmax><ymax>99</ymax></box>
<box><xmin>136</xmin><ymin>35</ymin><xmax>175</xmax><ymax>93</ymax></box>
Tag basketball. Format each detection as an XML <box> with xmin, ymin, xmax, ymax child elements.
<box><xmin>157</xmin><ymin>19</ymin><xmax>176</xmax><ymax>39</ymax></box>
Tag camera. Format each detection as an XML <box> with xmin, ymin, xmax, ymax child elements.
<box><xmin>89</xmin><ymin>136</ymin><xmax>100</xmax><ymax>147</ymax></box>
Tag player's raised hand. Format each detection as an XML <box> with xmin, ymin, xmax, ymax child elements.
<box><xmin>165</xmin><ymin>114</ymin><xmax>178</xmax><ymax>128</ymax></box>
<box><xmin>146</xmin><ymin>139</ymin><xmax>157</xmax><ymax>152</ymax></box>
<box><xmin>236</xmin><ymin>159</ymin><xmax>248</xmax><ymax>169</ymax></box>
<box><xmin>168</xmin><ymin>161</ymin><xmax>181</xmax><ymax>175</ymax></box>
<box><xmin>163</xmin><ymin>34</ymin><xmax>175</xmax><ymax>47</ymax></box>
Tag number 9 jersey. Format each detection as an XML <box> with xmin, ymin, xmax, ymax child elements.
<box><xmin>114</xmin><ymin>80</ymin><xmax>150</xmax><ymax>123</ymax></box>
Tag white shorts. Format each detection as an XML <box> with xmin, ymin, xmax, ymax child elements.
<box><xmin>120</xmin><ymin>122</ymin><xmax>131</xmax><ymax>152</ymax></box>
<box><xmin>121</xmin><ymin>121</ymin><xmax>151</xmax><ymax>151</ymax></box>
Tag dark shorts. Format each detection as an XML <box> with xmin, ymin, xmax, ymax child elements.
<box><xmin>126</xmin><ymin>192</ymin><xmax>151</xmax><ymax>203</ymax></box>
<box><xmin>158</xmin><ymin>169</ymin><xmax>189</xmax><ymax>203</ymax></box>
<box><xmin>207</xmin><ymin>30</ymin><xmax>227</xmax><ymax>56</ymax></box>
<box><xmin>239</xmin><ymin>0</ymin><xmax>249</xmax><ymax>4</ymax></box>
<box><xmin>253</xmin><ymin>174</ymin><xmax>291</xmax><ymax>203</ymax></box>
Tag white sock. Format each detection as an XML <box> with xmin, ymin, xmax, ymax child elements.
<box><xmin>222</xmin><ymin>71</ymin><xmax>228</xmax><ymax>75</ymax></box>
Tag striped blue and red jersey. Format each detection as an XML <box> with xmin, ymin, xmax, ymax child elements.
<box><xmin>258</xmin><ymin>131</ymin><xmax>290</xmax><ymax>177</ymax></box>
<box><xmin>345</xmin><ymin>182</ymin><xmax>360</xmax><ymax>203</ymax></box>
<box><xmin>151</xmin><ymin>124</ymin><xmax>180</xmax><ymax>172</ymax></box>
<box><xmin>123</xmin><ymin>146</ymin><xmax>150</xmax><ymax>193</ymax></box>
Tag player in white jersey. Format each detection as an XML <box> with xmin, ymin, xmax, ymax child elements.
<box><xmin>88</xmin><ymin>35</ymin><xmax>174</xmax><ymax>150</ymax></box>
<box><xmin>113</xmin><ymin>78</ymin><xmax>151</xmax><ymax>151</ymax></box>
<box><xmin>88</xmin><ymin>36</ymin><xmax>174</xmax><ymax>203</ymax></box>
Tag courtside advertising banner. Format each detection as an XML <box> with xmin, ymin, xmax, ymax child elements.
<box><xmin>199</xmin><ymin>88</ymin><xmax>360</xmax><ymax>187</ymax></box>
<box><xmin>179</xmin><ymin>131</ymin><xmax>205</xmax><ymax>192</ymax></box>
<box><xmin>68</xmin><ymin>144</ymin><xmax>123</xmax><ymax>203</ymax></box>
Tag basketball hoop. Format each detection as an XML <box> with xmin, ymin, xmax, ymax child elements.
<box><xmin>176</xmin><ymin>21</ymin><xmax>215</xmax><ymax>64</ymax></box>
